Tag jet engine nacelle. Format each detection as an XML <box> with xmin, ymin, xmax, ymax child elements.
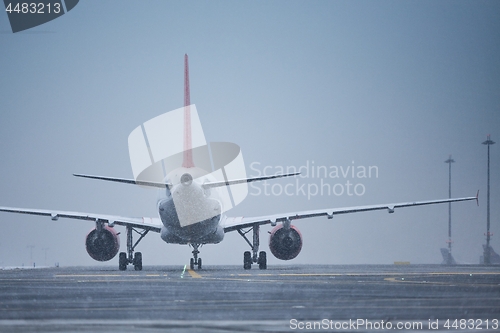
<box><xmin>269</xmin><ymin>224</ymin><xmax>303</xmax><ymax>260</ymax></box>
<box><xmin>85</xmin><ymin>225</ymin><xmax>120</xmax><ymax>262</ymax></box>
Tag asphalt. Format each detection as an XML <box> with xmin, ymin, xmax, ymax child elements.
<box><xmin>0</xmin><ymin>264</ymin><xmax>499</xmax><ymax>332</ymax></box>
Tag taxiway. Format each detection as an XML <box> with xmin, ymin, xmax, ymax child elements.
<box><xmin>0</xmin><ymin>264</ymin><xmax>499</xmax><ymax>332</ymax></box>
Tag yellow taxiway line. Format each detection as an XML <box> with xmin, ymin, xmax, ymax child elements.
<box><xmin>187</xmin><ymin>269</ymin><xmax>202</xmax><ymax>278</ymax></box>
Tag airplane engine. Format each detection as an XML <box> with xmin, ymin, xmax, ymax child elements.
<box><xmin>85</xmin><ymin>225</ymin><xmax>120</xmax><ymax>261</ymax></box>
<box><xmin>269</xmin><ymin>224</ymin><xmax>302</xmax><ymax>260</ymax></box>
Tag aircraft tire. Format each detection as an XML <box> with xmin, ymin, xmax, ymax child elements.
<box><xmin>243</xmin><ymin>251</ymin><xmax>252</xmax><ymax>270</ymax></box>
<box><xmin>133</xmin><ymin>252</ymin><xmax>142</xmax><ymax>271</ymax></box>
<box><xmin>198</xmin><ymin>258</ymin><xmax>202</xmax><ymax>270</ymax></box>
<box><xmin>119</xmin><ymin>252</ymin><xmax>127</xmax><ymax>271</ymax></box>
<box><xmin>190</xmin><ymin>258</ymin><xmax>195</xmax><ymax>270</ymax></box>
<box><xmin>258</xmin><ymin>251</ymin><xmax>267</xmax><ymax>270</ymax></box>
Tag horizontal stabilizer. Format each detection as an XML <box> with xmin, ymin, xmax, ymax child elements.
<box><xmin>74</xmin><ymin>172</ymin><xmax>299</xmax><ymax>190</ymax></box>
<box><xmin>73</xmin><ymin>174</ymin><xmax>172</xmax><ymax>188</ymax></box>
<box><xmin>202</xmin><ymin>172</ymin><xmax>300</xmax><ymax>189</ymax></box>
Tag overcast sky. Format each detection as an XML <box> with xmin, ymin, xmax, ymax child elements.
<box><xmin>0</xmin><ymin>1</ymin><xmax>499</xmax><ymax>267</ymax></box>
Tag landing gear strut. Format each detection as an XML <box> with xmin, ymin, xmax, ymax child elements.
<box><xmin>189</xmin><ymin>243</ymin><xmax>202</xmax><ymax>270</ymax></box>
<box><xmin>119</xmin><ymin>225</ymin><xmax>148</xmax><ymax>271</ymax></box>
<box><xmin>238</xmin><ymin>224</ymin><xmax>267</xmax><ymax>270</ymax></box>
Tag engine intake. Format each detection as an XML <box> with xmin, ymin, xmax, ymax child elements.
<box><xmin>85</xmin><ymin>225</ymin><xmax>120</xmax><ymax>262</ymax></box>
<box><xmin>269</xmin><ymin>224</ymin><xmax>303</xmax><ymax>260</ymax></box>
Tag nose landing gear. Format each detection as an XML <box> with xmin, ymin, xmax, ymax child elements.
<box><xmin>189</xmin><ymin>243</ymin><xmax>202</xmax><ymax>269</ymax></box>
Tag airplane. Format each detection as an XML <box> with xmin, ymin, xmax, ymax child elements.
<box><xmin>0</xmin><ymin>55</ymin><xmax>478</xmax><ymax>271</ymax></box>
<box><xmin>480</xmin><ymin>245</ymin><xmax>500</xmax><ymax>265</ymax></box>
<box><xmin>440</xmin><ymin>248</ymin><xmax>457</xmax><ymax>265</ymax></box>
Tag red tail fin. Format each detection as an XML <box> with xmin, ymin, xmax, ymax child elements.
<box><xmin>183</xmin><ymin>54</ymin><xmax>194</xmax><ymax>168</ymax></box>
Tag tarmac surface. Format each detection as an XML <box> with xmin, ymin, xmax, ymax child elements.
<box><xmin>0</xmin><ymin>264</ymin><xmax>499</xmax><ymax>332</ymax></box>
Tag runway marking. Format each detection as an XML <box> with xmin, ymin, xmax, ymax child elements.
<box><xmin>2</xmin><ymin>302</ymin><xmax>498</xmax><ymax>313</ymax></box>
<box><xmin>266</xmin><ymin>272</ymin><xmax>500</xmax><ymax>277</ymax></box>
<box><xmin>49</xmin><ymin>270</ymin><xmax>500</xmax><ymax>286</ymax></box>
<box><xmin>54</xmin><ymin>274</ymin><xmax>168</xmax><ymax>278</ymax></box>
<box><xmin>383</xmin><ymin>276</ymin><xmax>500</xmax><ymax>287</ymax></box>
<box><xmin>55</xmin><ymin>274</ymin><xmax>121</xmax><ymax>277</ymax></box>
<box><xmin>384</xmin><ymin>277</ymin><xmax>438</xmax><ymax>284</ymax></box>
<box><xmin>187</xmin><ymin>269</ymin><xmax>202</xmax><ymax>278</ymax></box>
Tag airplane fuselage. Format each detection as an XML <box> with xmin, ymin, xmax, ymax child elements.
<box><xmin>158</xmin><ymin>166</ymin><xmax>225</xmax><ymax>245</ymax></box>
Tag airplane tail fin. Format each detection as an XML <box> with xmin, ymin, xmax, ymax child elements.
<box><xmin>481</xmin><ymin>245</ymin><xmax>500</xmax><ymax>264</ymax></box>
<box><xmin>440</xmin><ymin>248</ymin><xmax>457</xmax><ymax>265</ymax></box>
<box><xmin>183</xmin><ymin>54</ymin><xmax>194</xmax><ymax>168</ymax></box>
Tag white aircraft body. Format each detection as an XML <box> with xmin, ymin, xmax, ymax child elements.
<box><xmin>0</xmin><ymin>55</ymin><xmax>478</xmax><ymax>270</ymax></box>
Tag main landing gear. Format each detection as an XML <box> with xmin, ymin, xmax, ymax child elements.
<box><xmin>119</xmin><ymin>225</ymin><xmax>149</xmax><ymax>271</ymax></box>
<box><xmin>189</xmin><ymin>243</ymin><xmax>202</xmax><ymax>270</ymax></box>
<box><xmin>238</xmin><ymin>224</ymin><xmax>267</xmax><ymax>270</ymax></box>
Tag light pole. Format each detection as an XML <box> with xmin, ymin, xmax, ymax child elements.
<box><xmin>42</xmin><ymin>248</ymin><xmax>49</xmax><ymax>266</ymax></box>
<box><xmin>27</xmin><ymin>245</ymin><xmax>35</xmax><ymax>267</ymax></box>
<box><xmin>482</xmin><ymin>134</ymin><xmax>495</xmax><ymax>265</ymax></box>
<box><xmin>444</xmin><ymin>155</ymin><xmax>455</xmax><ymax>265</ymax></box>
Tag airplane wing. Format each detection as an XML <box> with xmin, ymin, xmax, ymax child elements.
<box><xmin>0</xmin><ymin>206</ymin><xmax>162</xmax><ymax>232</ymax></box>
<box><xmin>222</xmin><ymin>193</ymin><xmax>478</xmax><ymax>232</ymax></box>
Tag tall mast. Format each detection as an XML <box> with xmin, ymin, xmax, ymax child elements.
<box><xmin>183</xmin><ymin>54</ymin><xmax>194</xmax><ymax>168</ymax></box>
<box><xmin>444</xmin><ymin>155</ymin><xmax>455</xmax><ymax>265</ymax></box>
<box><xmin>482</xmin><ymin>134</ymin><xmax>495</xmax><ymax>265</ymax></box>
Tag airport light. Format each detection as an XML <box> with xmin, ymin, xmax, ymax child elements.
<box><xmin>482</xmin><ymin>134</ymin><xmax>495</xmax><ymax>265</ymax></box>
<box><xmin>444</xmin><ymin>155</ymin><xmax>455</xmax><ymax>265</ymax></box>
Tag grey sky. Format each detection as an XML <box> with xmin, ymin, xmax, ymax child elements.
<box><xmin>0</xmin><ymin>1</ymin><xmax>498</xmax><ymax>267</ymax></box>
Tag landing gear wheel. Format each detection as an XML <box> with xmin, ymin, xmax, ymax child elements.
<box><xmin>189</xmin><ymin>243</ymin><xmax>202</xmax><ymax>270</ymax></box>
<box><xmin>243</xmin><ymin>251</ymin><xmax>252</xmax><ymax>270</ymax></box>
<box><xmin>120</xmin><ymin>225</ymin><xmax>149</xmax><ymax>271</ymax></box>
<box><xmin>237</xmin><ymin>224</ymin><xmax>263</xmax><ymax>270</ymax></box>
<box><xmin>258</xmin><ymin>251</ymin><xmax>267</xmax><ymax>270</ymax></box>
<box><xmin>119</xmin><ymin>252</ymin><xmax>127</xmax><ymax>271</ymax></box>
<box><xmin>133</xmin><ymin>252</ymin><xmax>142</xmax><ymax>271</ymax></box>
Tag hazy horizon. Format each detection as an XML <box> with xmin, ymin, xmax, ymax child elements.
<box><xmin>0</xmin><ymin>1</ymin><xmax>498</xmax><ymax>268</ymax></box>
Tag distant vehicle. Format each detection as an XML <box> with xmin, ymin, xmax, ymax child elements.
<box><xmin>0</xmin><ymin>56</ymin><xmax>478</xmax><ymax>271</ymax></box>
